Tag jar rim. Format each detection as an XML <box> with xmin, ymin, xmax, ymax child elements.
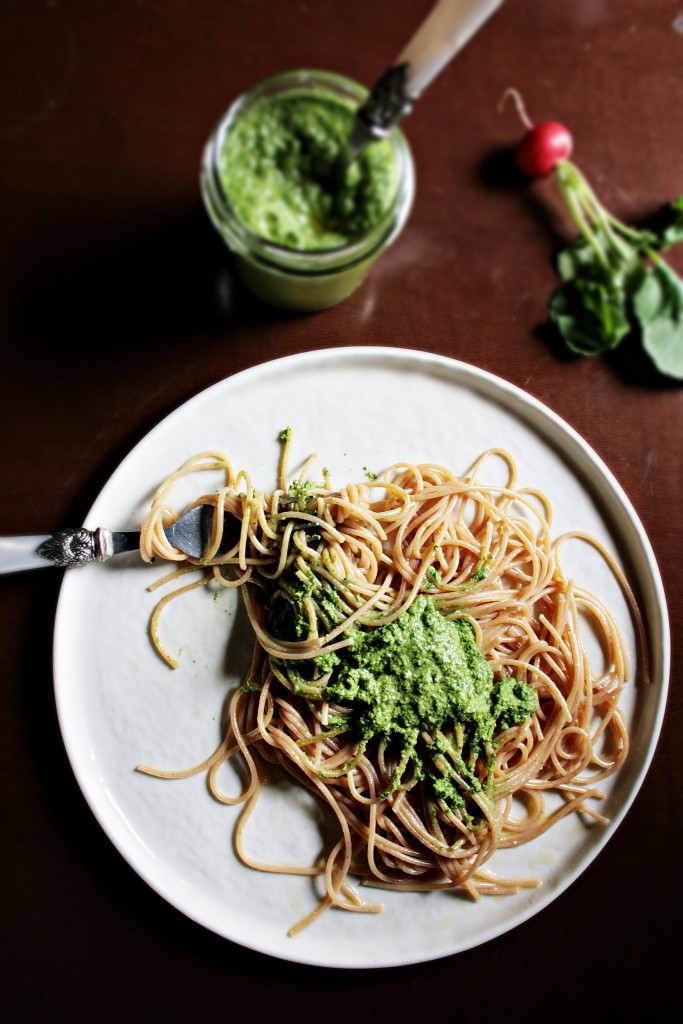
<box><xmin>200</xmin><ymin>68</ymin><xmax>415</xmax><ymax>275</ymax></box>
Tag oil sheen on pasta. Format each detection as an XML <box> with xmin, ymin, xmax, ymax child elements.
<box><xmin>219</xmin><ymin>92</ymin><xmax>398</xmax><ymax>249</ymax></box>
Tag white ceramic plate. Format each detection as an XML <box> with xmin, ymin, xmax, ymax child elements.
<box><xmin>53</xmin><ymin>348</ymin><xmax>669</xmax><ymax>968</ymax></box>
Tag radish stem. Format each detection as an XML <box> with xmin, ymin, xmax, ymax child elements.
<box><xmin>499</xmin><ymin>87</ymin><xmax>534</xmax><ymax>131</ymax></box>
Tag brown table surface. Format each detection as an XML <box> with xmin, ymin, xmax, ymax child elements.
<box><xmin>1</xmin><ymin>1</ymin><xmax>681</xmax><ymax>1019</ymax></box>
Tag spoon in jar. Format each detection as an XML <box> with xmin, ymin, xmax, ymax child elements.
<box><xmin>343</xmin><ymin>0</ymin><xmax>504</xmax><ymax>165</ymax></box>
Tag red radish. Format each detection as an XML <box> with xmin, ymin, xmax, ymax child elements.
<box><xmin>516</xmin><ymin>120</ymin><xmax>573</xmax><ymax>177</ymax></box>
<box><xmin>500</xmin><ymin>88</ymin><xmax>573</xmax><ymax>178</ymax></box>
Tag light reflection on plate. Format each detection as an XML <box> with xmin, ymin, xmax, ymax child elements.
<box><xmin>53</xmin><ymin>348</ymin><xmax>669</xmax><ymax>968</ymax></box>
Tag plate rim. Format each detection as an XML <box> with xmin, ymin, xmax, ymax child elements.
<box><xmin>52</xmin><ymin>347</ymin><xmax>671</xmax><ymax>968</ymax></box>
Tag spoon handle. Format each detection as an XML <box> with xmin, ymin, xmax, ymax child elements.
<box><xmin>397</xmin><ymin>0</ymin><xmax>503</xmax><ymax>98</ymax></box>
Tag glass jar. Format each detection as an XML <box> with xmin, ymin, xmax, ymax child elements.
<box><xmin>200</xmin><ymin>69</ymin><xmax>415</xmax><ymax>312</ymax></box>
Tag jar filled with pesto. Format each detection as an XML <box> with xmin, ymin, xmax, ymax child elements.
<box><xmin>200</xmin><ymin>69</ymin><xmax>415</xmax><ymax>311</ymax></box>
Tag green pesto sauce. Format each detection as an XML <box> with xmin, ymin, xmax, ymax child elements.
<box><xmin>324</xmin><ymin>596</ymin><xmax>494</xmax><ymax>740</ymax></box>
<box><xmin>322</xmin><ymin>595</ymin><xmax>538</xmax><ymax>807</ymax></box>
<box><xmin>220</xmin><ymin>93</ymin><xmax>398</xmax><ymax>250</ymax></box>
<box><xmin>264</xmin><ymin>568</ymin><xmax>537</xmax><ymax>811</ymax></box>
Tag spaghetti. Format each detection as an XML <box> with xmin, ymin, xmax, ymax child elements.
<box><xmin>136</xmin><ymin>435</ymin><xmax>640</xmax><ymax>935</ymax></box>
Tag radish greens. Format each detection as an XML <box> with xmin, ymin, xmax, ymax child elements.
<box><xmin>550</xmin><ymin>163</ymin><xmax>683</xmax><ymax>378</ymax></box>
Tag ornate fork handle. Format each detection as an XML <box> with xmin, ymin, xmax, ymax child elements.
<box><xmin>35</xmin><ymin>528</ymin><xmax>116</xmax><ymax>568</ymax></box>
<box><xmin>0</xmin><ymin>528</ymin><xmax>137</xmax><ymax>575</ymax></box>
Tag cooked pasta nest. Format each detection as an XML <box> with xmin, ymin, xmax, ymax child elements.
<box><xmin>136</xmin><ymin>440</ymin><xmax>642</xmax><ymax>935</ymax></box>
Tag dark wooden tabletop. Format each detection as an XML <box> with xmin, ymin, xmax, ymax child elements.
<box><xmin>1</xmin><ymin>1</ymin><xmax>681</xmax><ymax>1019</ymax></box>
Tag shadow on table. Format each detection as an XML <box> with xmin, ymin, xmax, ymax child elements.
<box><xmin>6</xmin><ymin>201</ymin><xmax>311</xmax><ymax>529</ymax></box>
<box><xmin>12</xmin><ymin>201</ymin><xmax>288</xmax><ymax>352</ymax></box>
<box><xmin>531</xmin><ymin>319</ymin><xmax>682</xmax><ymax>389</ymax></box>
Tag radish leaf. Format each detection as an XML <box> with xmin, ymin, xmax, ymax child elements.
<box><xmin>550</xmin><ymin>278</ymin><xmax>632</xmax><ymax>354</ymax></box>
<box><xmin>633</xmin><ymin>262</ymin><xmax>683</xmax><ymax>378</ymax></box>
<box><xmin>660</xmin><ymin>197</ymin><xmax>683</xmax><ymax>249</ymax></box>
